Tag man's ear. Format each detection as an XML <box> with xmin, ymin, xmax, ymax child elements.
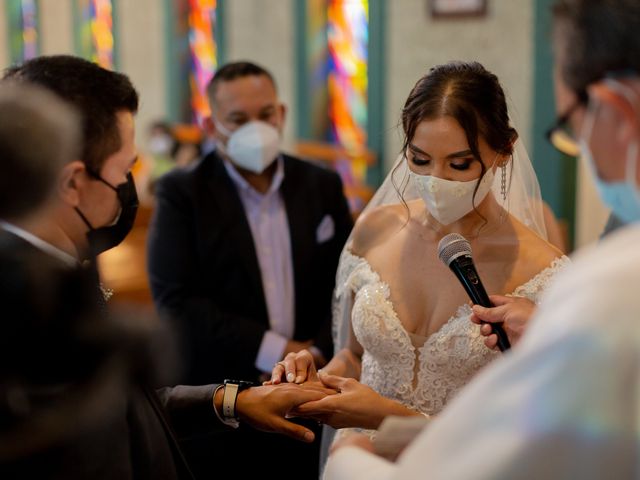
<box><xmin>590</xmin><ymin>81</ymin><xmax>640</xmax><ymax>145</ymax></box>
<box><xmin>203</xmin><ymin>116</ymin><xmax>215</xmax><ymax>136</ymax></box>
<box><xmin>279</xmin><ymin>103</ymin><xmax>288</xmax><ymax>126</ymax></box>
<box><xmin>58</xmin><ymin>161</ymin><xmax>87</xmax><ymax>207</ymax></box>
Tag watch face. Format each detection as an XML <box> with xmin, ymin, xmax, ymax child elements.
<box><xmin>224</xmin><ymin>379</ymin><xmax>257</xmax><ymax>390</ymax></box>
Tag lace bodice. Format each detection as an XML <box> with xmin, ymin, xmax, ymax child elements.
<box><xmin>336</xmin><ymin>250</ymin><xmax>570</xmax><ymax>418</ymax></box>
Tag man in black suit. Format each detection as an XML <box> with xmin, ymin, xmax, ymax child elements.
<box><xmin>0</xmin><ymin>57</ymin><xmax>331</xmax><ymax>479</ymax></box>
<box><xmin>147</xmin><ymin>61</ymin><xmax>353</xmax><ymax>478</ymax></box>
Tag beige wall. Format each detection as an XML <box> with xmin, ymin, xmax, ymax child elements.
<box><xmin>575</xmin><ymin>161</ymin><xmax>611</xmax><ymax>247</ymax></box>
<box><xmin>224</xmin><ymin>0</ymin><xmax>296</xmax><ymax>149</ymax></box>
<box><xmin>7</xmin><ymin>0</ymin><xmax>165</xmax><ymax>148</ymax></box>
<box><xmin>386</xmin><ymin>0</ymin><xmax>534</xmax><ymax>170</ymax></box>
<box><xmin>40</xmin><ymin>0</ymin><xmax>74</xmax><ymax>56</ymax></box>
<box><xmin>116</xmin><ymin>0</ymin><xmax>165</xmax><ymax>146</ymax></box>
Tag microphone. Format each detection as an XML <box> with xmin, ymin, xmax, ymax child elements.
<box><xmin>437</xmin><ymin>233</ymin><xmax>511</xmax><ymax>352</ymax></box>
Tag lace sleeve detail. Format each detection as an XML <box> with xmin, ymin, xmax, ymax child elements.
<box><xmin>334</xmin><ymin>250</ymin><xmax>369</xmax><ymax>298</ymax></box>
<box><xmin>511</xmin><ymin>255</ymin><xmax>571</xmax><ymax>303</ymax></box>
<box><xmin>332</xmin><ymin>250</ymin><xmax>374</xmax><ymax>351</ymax></box>
<box><xmin>99</xmin><ymin>283</ymin><xmax>113</xmax><ymax>302</ymax></box>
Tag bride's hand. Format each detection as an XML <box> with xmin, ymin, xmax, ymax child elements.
<box><xmin>267</xmin><ymin>349</ymin><xmax>319</xmax><ymax>385</ymax></box>
<box><xmin>290</xmin><ymin>371</ymin><xmax>414</xmax><ymax>430</ymax></box>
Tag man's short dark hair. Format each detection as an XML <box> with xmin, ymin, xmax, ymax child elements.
<box><xmin>3</xmin><ymin>55</ymin><xmax>139</xmax><ymax>173</ymax></box>
<box><xmin>553</xmin><ymin>0</ymin><xmax>640</xmax><ymax>94</ymax></box>
<box><xmin>0</xmin><ymin>83</ymin><xmax>80</xmax><ymax>220</ymax></box>
<box><xmin>206</xmin><ymin>61</ymin><xmax>277</xmax><ymax>107</ymax></box>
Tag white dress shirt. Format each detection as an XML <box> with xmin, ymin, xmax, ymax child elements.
<box><xmin>223</xmin><ymin>158</ymin><xmax>295</xmax><ymax>373</ymax></box>
<box><xmin>0</xmin><ymin>220</ymin><xmax>77</xmax><ymax>267</ymax></box>
<box><xmin>325</xmin><ymin>224</ymin><xmax>640</xmax><ymax>480</ymax></box>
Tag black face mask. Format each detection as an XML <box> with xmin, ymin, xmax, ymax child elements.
<box><xmin>75</xmin><ymin>171</ymin><xmax>139</xmax><ymax>256</ymax></box>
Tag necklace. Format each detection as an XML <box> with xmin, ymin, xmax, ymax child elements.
<box><xmin>420</xmin><ymin>207</ymin><xmax>508</xmax><ymax>241</ymax></box>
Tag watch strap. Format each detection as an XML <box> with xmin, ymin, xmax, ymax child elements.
<box><xmin>222</xmin><ymin>383</ymin><xmax>239</xmax><ymax>419</ymax></box>
<box><xmin>213</xmin><ymin>384</ymin><xmax>239</xmax><ymax>429</ymax></box>
<box><xmin>217</xmin><ymin>380</ymin><xmax>257</xmax><ymax>429</ymax></box>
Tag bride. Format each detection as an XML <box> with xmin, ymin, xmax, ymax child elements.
<box><xmin>270</xmin><ymin>61</ymin><xmax>568</xmax><ymax>436</ymax></box>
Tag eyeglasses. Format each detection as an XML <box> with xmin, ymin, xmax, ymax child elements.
<box><xmin>545</xmin><ymin>89</ymin><xmax>589</xmax><ymax>157</ymax></box>
<box><xmin>546</xmin><ymin>70</ymin><xmax>640</xmax><ymax>156</ymax></box>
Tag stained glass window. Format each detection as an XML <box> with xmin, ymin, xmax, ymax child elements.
<box><xmin>187</xmin><ymin>0</ymin><xmax>218</xmax><ymax>124</ymax></box>
<box><xmin>327</xmin><ymin>0</ymin><xmax>368</xmax><ymax>157</ymax></box>
<box><xmin>324</xmin><ymin>0</ymin><xmax>370</xmax><ymax>187</ymax></box>
<box><xmin>6</xmin><ymin>0</ymin><xmax>38</xmax><ymax>64</ymax></box>
<box><xmin>75</xmin><ymin>0</ymin><xmax>115</xmax><ymax>69</ymax></box>
<box><xmin>296</xmin><ymin>0</ymin><xmax>373</xmax><ymax>211</ymax></box>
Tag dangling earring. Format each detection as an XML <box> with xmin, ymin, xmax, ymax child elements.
<box><xmin>500</xmin><ymin>160</ymin><xmax>508</xmax><ymax>202</ymax></box>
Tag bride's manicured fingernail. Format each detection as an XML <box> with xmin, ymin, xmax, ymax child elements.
<box><xmin>287</xmin><ymin>372</ymin><xmax>295</xmax><ymax>383</ymax></box>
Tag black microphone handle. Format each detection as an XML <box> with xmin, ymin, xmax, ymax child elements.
<box><xmin>448</xmin><ymin>256</ymin><xmax>511</xmax><ymax>352</ymax></box>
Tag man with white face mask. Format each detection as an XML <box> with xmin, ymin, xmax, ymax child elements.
<box><xmin>323</xmin><ymin>1</ymin><xmax>640</xmax><ymax>479</ymax></box>
<box><xmin>147</xmin><ymin>61</ymin><xmax>353</xmax><ymax>479</ymax></box>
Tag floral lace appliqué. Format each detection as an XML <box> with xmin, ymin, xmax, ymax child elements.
<box><xmin>341</xmin><ymin>251</ymin><xmax>570</xmax><ymax>420</ymax></box>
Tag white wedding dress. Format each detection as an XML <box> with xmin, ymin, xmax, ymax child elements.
<box><xmin>335</xmin><ymin>249</ymin><xmax>570</xmax><ymax>433</ymax></box>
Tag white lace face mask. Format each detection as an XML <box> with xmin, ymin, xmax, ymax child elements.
<box><xmin>409</xmin><ymin>155</ymin><xmax>497</xmax><ymax>225</ymax></box>
<box><xmin>215</xmin><ymin>120</ymin><xmax>281</xmax><ymax>174</ymax></box>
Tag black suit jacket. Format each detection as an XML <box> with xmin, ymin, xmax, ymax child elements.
<box><xmin>0</xmin><ymin>230</ymin><xmax>224</xmax><ymax>479</ymax></box>
<box><xmin>147</xmin><ymin>152</ymin><xmax>353</xmax><ymax>384</ymax></box>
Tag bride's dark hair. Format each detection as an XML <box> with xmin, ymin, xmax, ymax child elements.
<box><xmin>401</xmin><ymin>61</ymin><xmax>517</xmax><ymax>157</ymax></box>
<box><xmin>393</xmin><ymin>61</ymin><xmax>518</xmax><ymax>217</ymax></box>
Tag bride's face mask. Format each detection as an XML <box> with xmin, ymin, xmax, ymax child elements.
<box><xmin>409</xmin><ymin>153</ymin><xmax>498</xmax><ymax>225</ymax></box>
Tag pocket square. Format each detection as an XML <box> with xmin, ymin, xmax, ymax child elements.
<box><xmin>316</xmin><ymin>214</ymin><xmax>335</xmax><ymax>243</ymax></box>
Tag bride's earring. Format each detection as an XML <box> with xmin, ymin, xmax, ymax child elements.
<box><xmin>500</xmin><ymin>161</ymin><xmax>508</xmax><ymax>202</ymax></box>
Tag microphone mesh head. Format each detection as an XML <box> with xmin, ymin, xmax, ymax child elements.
<box><xmin>437</xmin><ymin>233</ymin><xmax>472</xmax><ymax>266</ymax></box>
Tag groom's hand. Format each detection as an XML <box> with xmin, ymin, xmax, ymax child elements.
<box><xmin>291</xmin><ymin>372</ymin><xmax>412</xmax><ymax>430</ymax></box>
<box><xmin>234</xmin><ymin>384</ymin><xmax>334</xmax><ymax>442</ymax></box>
